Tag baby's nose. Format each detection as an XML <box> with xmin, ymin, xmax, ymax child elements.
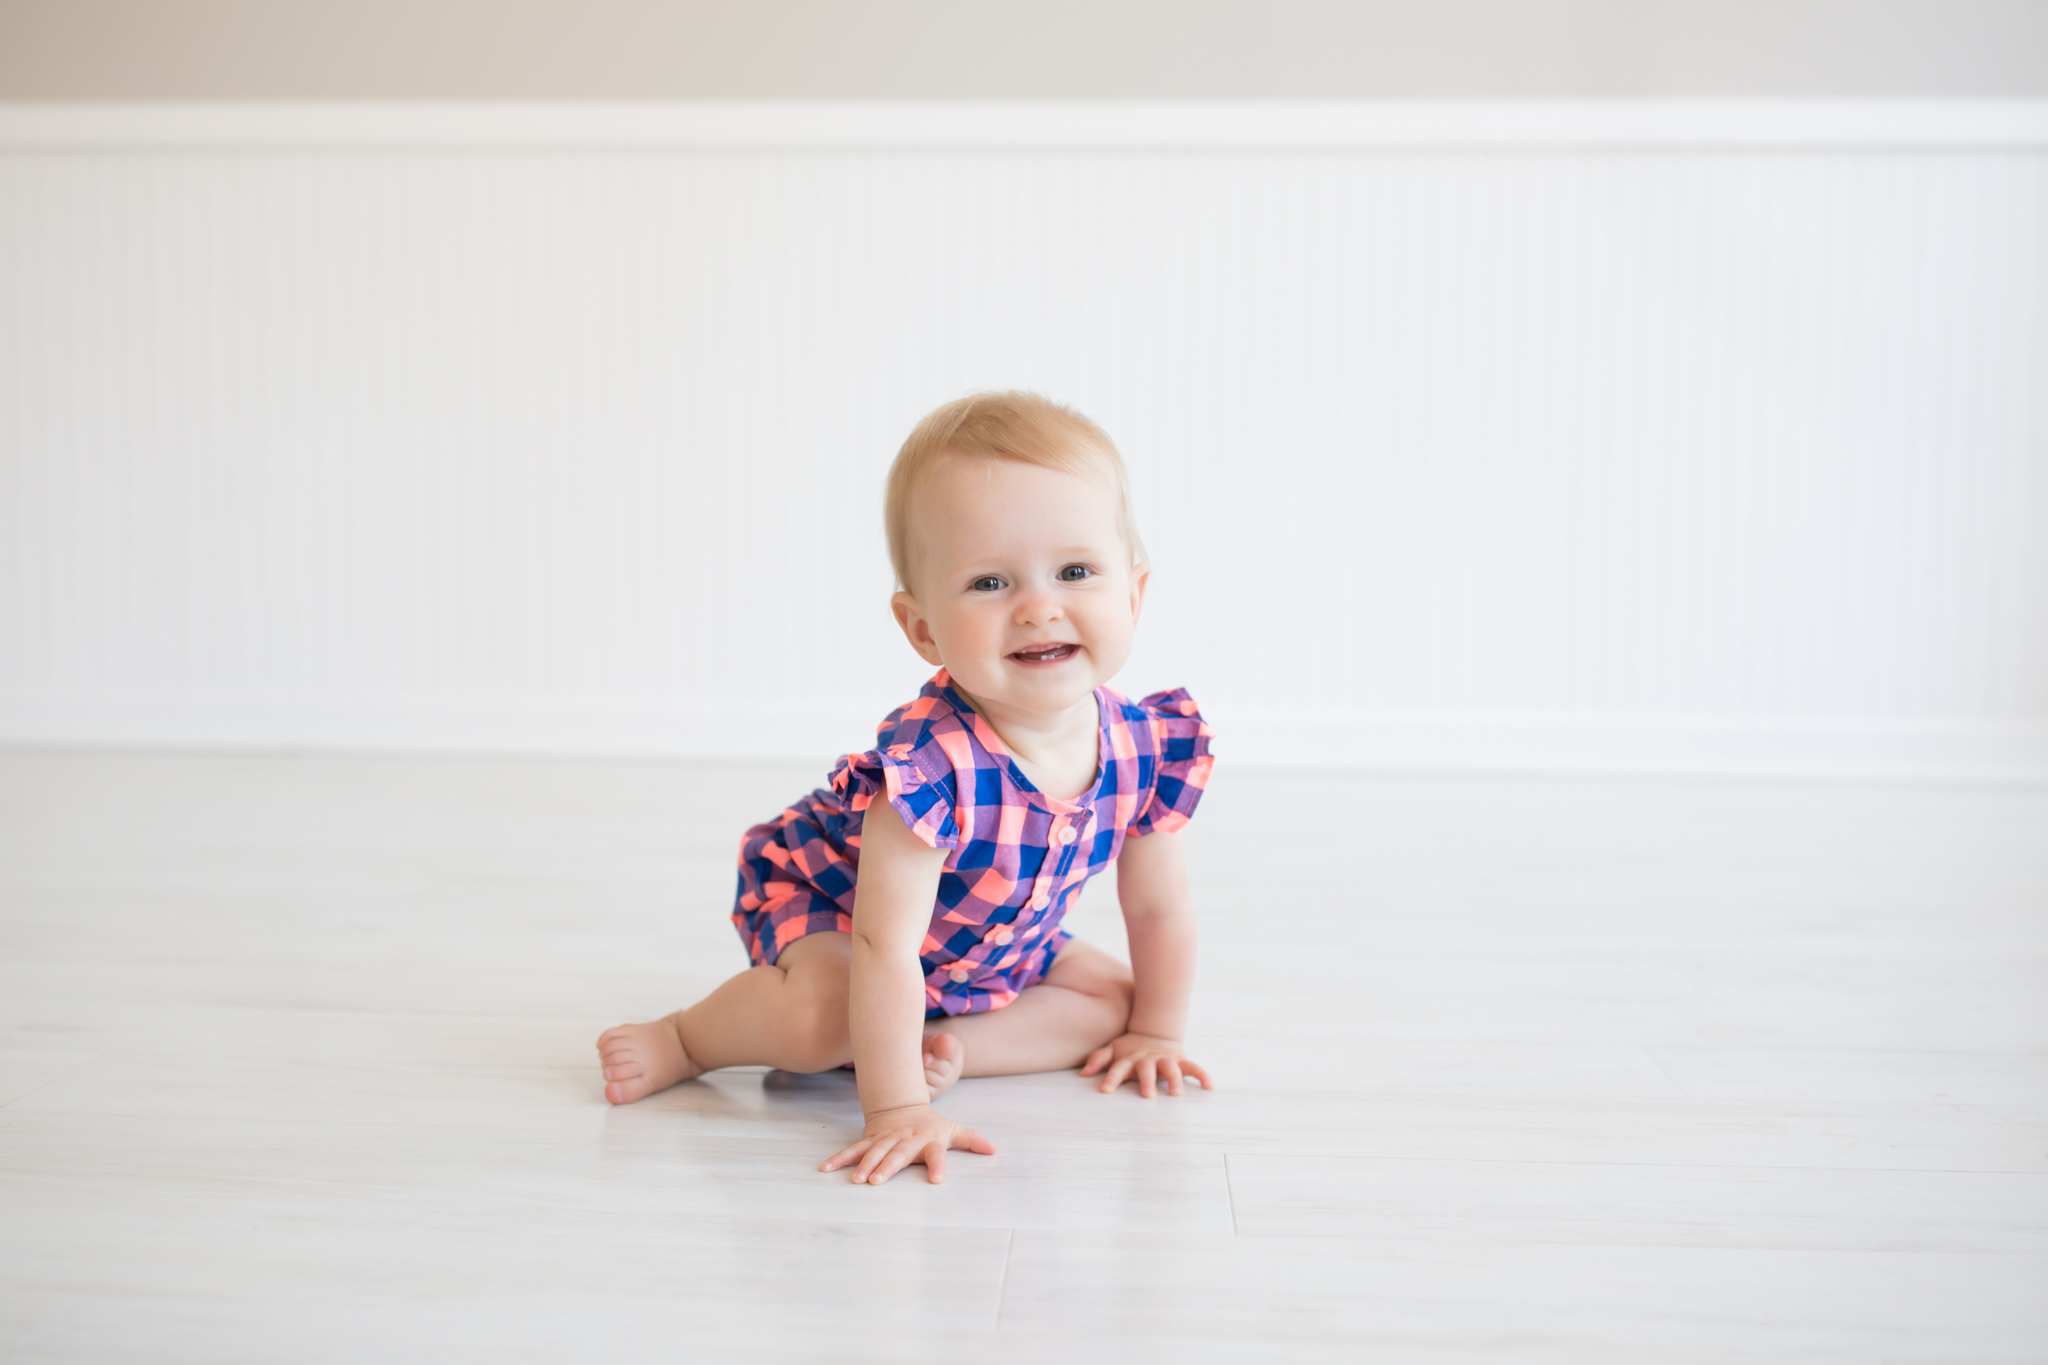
<box><xmin>1014</xmin><ymin>595</ymin><xmax>1061</xmax><ymax>624</ymax></box>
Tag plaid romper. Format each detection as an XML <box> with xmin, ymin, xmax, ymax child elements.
<box><xmin>732</xmin><ymin>669</ymin><xmax>1215</xmax><ymax>1019</ymax></box>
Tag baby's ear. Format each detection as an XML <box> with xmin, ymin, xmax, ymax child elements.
<box><xmin>892</xmin><ymin>590</ymin><xmax>945</xmax><ymax>666</ymax></box>
<box><xmin>1128</xmin><ymin>563</ymin><xmax>1151</xmax><ymax>621</ymax></box>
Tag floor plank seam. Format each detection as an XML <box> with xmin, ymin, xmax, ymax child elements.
<box><xmin>991</xmin><ymin>1227</ymin><xmax>1015</xmax><ymax>1331</ymax></box>
<box><xmin>1637</xmin><ymin>1047</ymin><xmax>1694</xmax><ymax>1100</ymax></box>
<box><xmin>0</xmin><ymin>1060</ymin><xmax>106</xmax><ymax>1114</ymax></box>
<box><xmin>1224</xmin><ymin>1151</ymin><xmax>1240</xmax><ymax>1235</ymax></box>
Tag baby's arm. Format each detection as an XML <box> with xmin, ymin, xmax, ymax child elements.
<box><xmin>819</xmin><ymin>798</ymin><xmax>995</xmax><ymax>1184</ymax></box>
<box><xmin>1081</xmin><ymin>827</ymin><xmax>1214</xmax><ymax>1097</ymax></box>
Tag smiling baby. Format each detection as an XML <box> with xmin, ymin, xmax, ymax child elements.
<box><xmin>596</xmin><ymin>392</ymin><xmax>1215</xmax><ymax>1185</ymax></box>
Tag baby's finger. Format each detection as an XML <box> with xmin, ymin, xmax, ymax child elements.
<box><xmin>1161</xmin><ymin>1058</ymin><xmax>1185</xmax><ymax>1096</ymax></box>
<box><xmin>1078</xmin><ymin>1045</ymin><xmax>1113</xmax><ymax>1077</ymax></box>
<box><xmin>924</xmin><ymin>1142</ymin><xmax>948</xmax><ymax>1185</ymax></box>
<box><xmin>1181</xmin><ymin>1059</ymin><xmax>1215</xmax><ymax>1090</ymax></box>
<box><xmin>950</xmin><ymin>1124</ymin><xmax>997</xmax><ymax>1156</ymax></box>
<box><xmin>869</xmin><ymin>1139</ymin><xmax>923</xmax><ymax>1186</ymax></box>
<box><xmin>853</xmin><ymin>1137</ymin><xmax>900</xmax><ymax>1184</ymax></box>
<box><xmin>1137</xmin><ymin>1057</ymin><xmax>1158</xmax><ymax>1098</ymax></box>
<box><xmin>821</xmin><ymin>1137</ymin><xmax>874</xmax><ymax>1173</ymax></box>
<box><xmin>1099</xmin><ymin>1057</ymin><xmax>1133</xmax><ymax>1093</ymax></box>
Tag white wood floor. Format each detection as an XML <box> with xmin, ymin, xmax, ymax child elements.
<box><xmin>1</xmin><ymin>749</ymin><xmax>2044</xmax><ymax>1363</ymax></box>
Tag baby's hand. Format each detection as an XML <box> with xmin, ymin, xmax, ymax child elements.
<box><xmin>820</xmin><ymin>1103</ymin><xmax>995</xmax><ymax>1185</ymax></box>
<box><xmin>1080</xmin><ymin>1032</ymin><xmax>1213</xmax><ymax>1097</ymax></box>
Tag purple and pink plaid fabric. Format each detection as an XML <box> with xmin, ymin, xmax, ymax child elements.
<box><xmin>732</xmin><ymin>668</ymin><xmax>1215</xmax><ymax>1018</ymax></box>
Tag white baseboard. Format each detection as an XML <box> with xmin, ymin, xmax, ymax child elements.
<box><xmin>0</xmin><ymin>696</ymin><xmax>883</xmax><ymax>771</ymax></box>
<box><xmin>4</xmin><ymin>696</ymin><xmax>2043</xmax><ymax>785</ymax></box>
<box><xmin>1211</xmin><ymin>709</ymin><xmax>2048</xmax><ymax>784</ymax></box>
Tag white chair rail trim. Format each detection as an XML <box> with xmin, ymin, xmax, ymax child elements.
<box><xmin>3</xmin><ymin>99</ymin><xmax>2047</xmax><ymax>151</ymax></box>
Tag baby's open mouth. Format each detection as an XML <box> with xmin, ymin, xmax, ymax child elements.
<box><xmin>1011</xmin><ymin>643</ymin><xmax>1078</xmax><ymax>664</ymax></box>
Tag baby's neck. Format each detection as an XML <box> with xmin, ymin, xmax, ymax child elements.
<box><xmin>954</xmin><ymin>687</ymin><xmax>1101</xmax><ymax>801</ymax></box>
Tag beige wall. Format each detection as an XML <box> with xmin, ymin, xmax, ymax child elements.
<box><xmin>3</xmin><ymin>0</ymin><xmax>2046</xmax><ymax>99</ymax></box>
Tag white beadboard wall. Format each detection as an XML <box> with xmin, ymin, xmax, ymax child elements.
<box><xmin>2</xmin><ymin>102</ymin><xmax>2046</xmax><ymax>780</ymax></box>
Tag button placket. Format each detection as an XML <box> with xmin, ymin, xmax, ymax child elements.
<box><xmin>1041</xmin><ymin>811</ymin><xmax>1083</xmax><ymax>907</ymax></box>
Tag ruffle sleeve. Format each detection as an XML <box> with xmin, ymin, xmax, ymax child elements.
<box><xmin>1128</xmin><ymin>688</ymin><xmax>1216</xmax><ymax>837</ymax></box>
<box><xmin>829</xmin><ymin>739</ymin><xmax>962</xmax><ymax>851</ymax></box>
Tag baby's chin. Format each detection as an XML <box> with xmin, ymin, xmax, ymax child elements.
<box><xmin>953</xmin><ymin>658</ymin><xmax>1108</xmax><ymax>714</ymax></box>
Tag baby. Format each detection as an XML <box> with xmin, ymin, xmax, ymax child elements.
<box><xmin>596</xmin><ymin>392</ymin><xmax>1214</xmax><ymax>1185</ymax></box>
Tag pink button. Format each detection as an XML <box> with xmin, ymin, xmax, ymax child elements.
<box><xmin>994</xmin><ymin>930</ymin><xmax>1014</xmax><ymax>945</ymax></box>
<box><xmin>948</xmin><ymin>968</ymin><xmax>969</xmax><ymax>983</ymax></box>
<box><xmin>1031</xmin><ymin>893</ymin><xmax>1050</xmax><ymax>910</ymax></box>
<box><xmin>1057</xmin><ymin>826</ymin><xmax>1078</xmax><ymax>845</ymax></box>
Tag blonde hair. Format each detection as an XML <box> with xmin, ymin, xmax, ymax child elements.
<box><xmin>885</xmin><ymin>391</ymin><xmax>1146</xmax><ymax>592</ymax></box>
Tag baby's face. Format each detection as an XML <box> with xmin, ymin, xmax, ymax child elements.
<box><xmin>892</xmin><ymin>454</ymin><xmax>1147</xmax><ymax>723</ymax></box>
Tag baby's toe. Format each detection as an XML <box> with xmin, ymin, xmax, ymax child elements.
<box><xmin>921</xmin><ymin>1032</ymin><xmax>966</xmax><ymax>1099</ymax></box>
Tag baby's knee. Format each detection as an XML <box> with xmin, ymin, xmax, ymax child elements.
<box><xmin>769</xmin><ymin>934</ymin><xmax>854</xmax><ymax>1072</ymax></box>
<box><xmin>1084</xmin><ymin>964</ymin><xmax>1136</xmax><ymax>1037</ymax></box>
<box><xmin>1103</xmin><ymin>974</ymin><xmax>1135</xmax><ymax>1034</ymax></box>
<box><xmin>780</xmin><ymin>978</ymin><xmax>854</xmax><ymax>1073</ymax></box>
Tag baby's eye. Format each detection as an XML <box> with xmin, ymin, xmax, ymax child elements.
<box><xmin>1057</xmin><ymin>564</ymin><xmax>1094</xmax><ymax>582</ymax></box>
<box><xmin>970</xmin><ymin>575</ymin><xmax>1006</xmax><ymax>592</ymax></box>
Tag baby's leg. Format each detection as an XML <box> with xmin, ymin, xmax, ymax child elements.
<box><xmin>597</xmin><ymin>932</ymin><xmax>856</xmax><ymax>1104</ymax></box>
<box><xmin>929</xmin><ymin>939</ymin><xmax>1134</xmax><ymax>1078</ymax></box>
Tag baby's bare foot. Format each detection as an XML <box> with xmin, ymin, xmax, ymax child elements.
<box><xmin>923</xmin><ymin>1031</ymin><xmax>965</xmax><ymax>1100</ymax></box>
<box><xmin>597</xmin><ymin>1013</ymin><xmax>701</xmax><ymax>1104</ymax></box>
